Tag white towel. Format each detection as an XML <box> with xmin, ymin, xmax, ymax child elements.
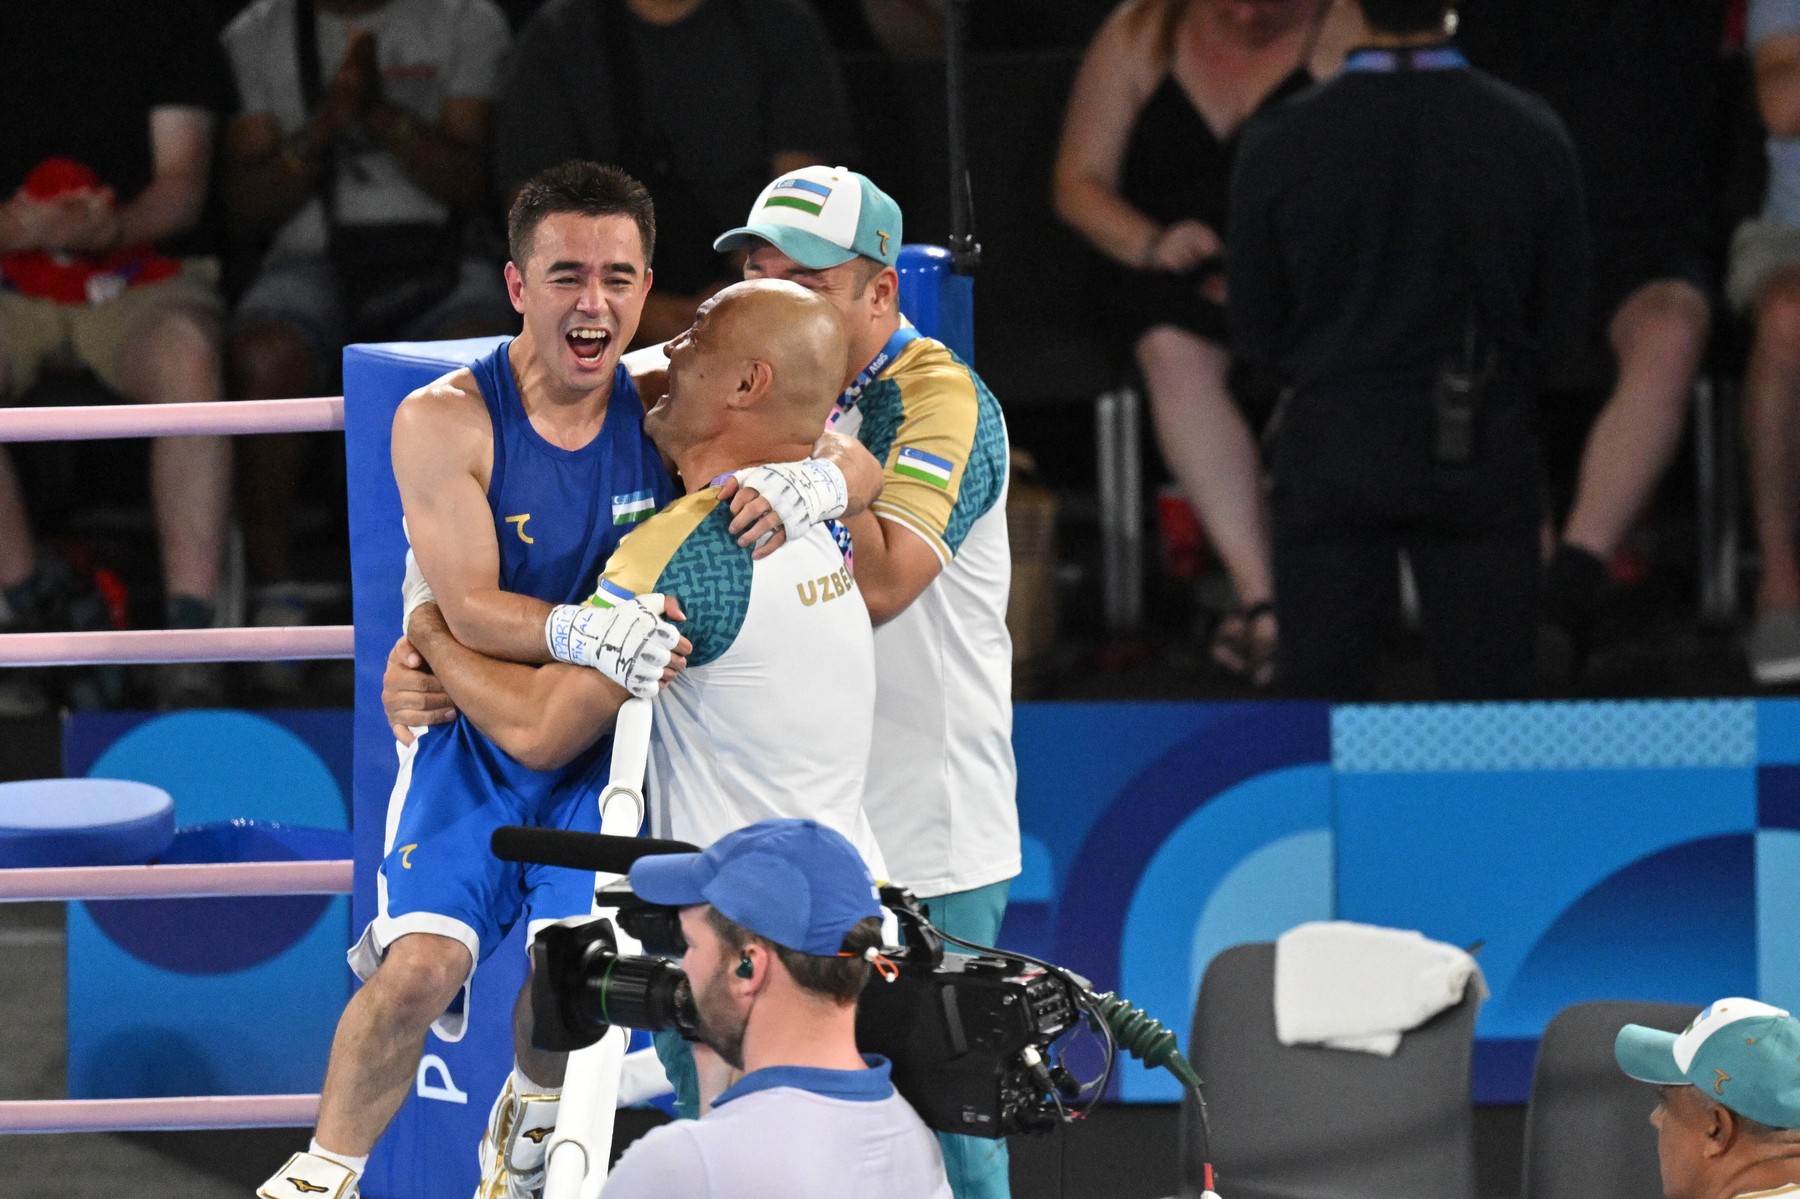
<box><xmin>1273</xmin><ymin>921</ymin><xmax>1486</xmax><ymax>1056</ymax></box>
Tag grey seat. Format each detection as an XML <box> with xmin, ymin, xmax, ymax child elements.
<box><xmin>1178</xmin><ymin>941</ymin><xmax>1479</xmax><ymax>1199</ymax></box>
<box><xmin>1521</xmin><ymin>1000</ymin><xmax>1700</xmax><ymax>1199</ymax></box>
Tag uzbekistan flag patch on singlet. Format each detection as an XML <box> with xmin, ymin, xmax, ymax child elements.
<box><xmin>894</xmin><ymin>446</ymin><xmax>955</xmax><ymax>489</ymax></box>
<box><xmin>612</xmin><ymin>490</ymin><xmax>657</xmax><ymax>525</ymax></box>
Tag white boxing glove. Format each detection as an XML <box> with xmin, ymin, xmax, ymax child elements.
<box><xmin>400</xmin><ymin>547</ymin><xmax>436</xmax><ymax>635</ymax></box>
<box><xmin>544</xmin><ymin>594</ymin><xmax>681</xmax><ymax>700</ymax></box>
<box><xmin>732</xmin><ymin>458</ymin><xmax>848</xmax><ymax>544</ymax></box>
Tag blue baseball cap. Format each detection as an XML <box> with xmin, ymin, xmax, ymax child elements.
<box><xmin>1616</xmin><ymin>998</ymin><xmax>1800</xmax><ymax>1129</ymax></box>
<box><xmin>713</xmin><ymin>166</ymin><xmax>903</xmax><ymax>269</ymax></box>
<box><xmin>627</xmin><ymin>818</ymin><xmax>882</xmax><ymax>956</ymax></box>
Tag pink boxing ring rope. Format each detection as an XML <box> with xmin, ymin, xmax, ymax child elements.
<box><xmin>0</xmin><ymin>396</ymin><xmax>344</xmax><ymax>442</ymax></box>
<box><xmin>0</xmin><ymin>393</ymin><xmax>357</xmax><ymax>1135</ymax></box>
<box><xmin>0</xmin><ymin>1095</ymin><xmax>321</xmax><ymax>1134</ymax></box>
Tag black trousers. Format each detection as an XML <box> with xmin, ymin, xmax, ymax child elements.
<box><xmin>1271</xmin><ymin>471</ymin><xmax>1541</xmax><ymax>702</ymax></box>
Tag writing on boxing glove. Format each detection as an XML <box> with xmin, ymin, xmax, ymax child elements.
<box><xmin>732</xmin><ymin>458</ymin><xmax>848</xmax><ymax>544</ymax></box>
<box><xmin>544</xmin><ymin>592</ymin><xmax>681</xmax><ymax>700</ymax></box>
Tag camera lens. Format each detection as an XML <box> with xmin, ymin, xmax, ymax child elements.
<box><xmin>585</xmin><ymin>953</ymin><xmax>697</xmax><ymax>1040</ymax></box>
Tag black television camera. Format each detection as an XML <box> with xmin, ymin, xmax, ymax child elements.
<box><xmin>531</xmin><ymin>881</ymin><xmax>1086</xmax><ymax>1137</ymax></box>
<box><xmin>498</xmin><ymin>827</ymin><xmax>1208</xmax><ymax>1143</ymax></box>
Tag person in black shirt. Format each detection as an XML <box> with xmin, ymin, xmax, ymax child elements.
<box><xmin>492</xmin><ymin>0</ymin><xmax>859</xmax><ymax>345</ymax></box>
<box><xmin>1458</xmin><ymin>0</ymin><xmax>1720</xmax><ymax>675</ymax></box>
<box><xmin>1228</xmin><ymin>0</ymin><xmax>1589</xmax><ymax>700</ymax></box>
<box><xmin>0</xmin><ymin>1</ymin><xmax>236</xmax><ymax>708</ymax></box>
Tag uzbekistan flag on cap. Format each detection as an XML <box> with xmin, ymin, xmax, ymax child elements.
<box><xmin>612</xmin><ymin>490</ymin><xmax>657</xmax><ymax>525</ymax></box>
<box><xmin>588</xmin><ymin>579</ymin><xmax>635</xmax><ymax>610</ymax></box>
<box><xmin>895</xmin><ymin>446</ymin><xmax>955</xmax><ymax>490</ymax></box>
<box><xmin>763</xmin><ymin>176</ymin><xmax>834</xmax><ymax>216</ymax></box>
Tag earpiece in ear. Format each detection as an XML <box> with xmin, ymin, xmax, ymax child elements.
<box><xmin>737</xmin><ymin>955</ymin><xmax>754</xmax><ymax>979</ymax></box>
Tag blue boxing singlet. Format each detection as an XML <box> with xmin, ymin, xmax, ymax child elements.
<box><xmin>365</xmin><ymin>342</ymin><xmax>679</xmax><ymax>980</ymax></box>
<box><xmin>471</xmin><ymin>340</ymin><xmax>676</xmax><ymax>605</ymax></box>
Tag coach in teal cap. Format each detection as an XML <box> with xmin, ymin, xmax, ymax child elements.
<box><xmin>713</xmin><ymin>165</ymin><xmax>902</xmax><ymax>270</ymax></box>
<box><xmin>1616</xmin><ymin>998</ymin><xmax>1800</xmax><ymax>1199</ymax></box>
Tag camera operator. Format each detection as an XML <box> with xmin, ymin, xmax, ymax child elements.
<box><xmin>602</xmin><ymin>817</ymin><xmax>951</xmax><ymax>1198</ymax></box>
<box><xmin>1227</xmin><ymin>0</ymin><xmax>1590</xmax><ymax>699</ymax></box>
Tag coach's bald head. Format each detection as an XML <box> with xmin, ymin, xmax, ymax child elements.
<box><xmin>647</xmin><ymin>279</ymin><xmax>849</xmax><ymax>469</ymax></box>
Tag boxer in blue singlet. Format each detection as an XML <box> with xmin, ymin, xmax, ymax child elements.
<box><xmin>264</xmin><ymin>161</ymin><xmax>883</xmax><ymax>1199</ymax></box>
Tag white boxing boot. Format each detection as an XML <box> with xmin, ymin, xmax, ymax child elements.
<box><xmin>475</xmin><ymin>1074</ymin><xmax>562</xmax><ymax>1199</ymax></box>
<box><xmin>258</xmin><ymin>1151</ymin><xmax>359</xmax><ymax>1199</ymax></box>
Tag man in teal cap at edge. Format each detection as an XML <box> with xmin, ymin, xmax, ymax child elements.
<box><xmin>1616</xmin><ymin>997</ymin><xmax>1800</xmax><ymax>1199</ymax></box>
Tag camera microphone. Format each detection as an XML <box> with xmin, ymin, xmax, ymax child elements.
<box><xmin>489</xmin><ymin>826</ymin><xmax>699</xmax><ymax>874</ymax></box>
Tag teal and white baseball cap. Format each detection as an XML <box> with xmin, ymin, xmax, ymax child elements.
<box><xmin>1615</xmin><ymin>998</ymin><xmax>1800</xmax><ymax>1129</ymax></box>
<box><xmin>713</xmin><ymin>165</ymin><xmax>902</xmax><ymax>269</ymax></box>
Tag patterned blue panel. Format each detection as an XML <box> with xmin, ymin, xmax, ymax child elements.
<box><xmin>1759</xmin><ymin>830</ymin><xmax>1800</xmax><ymax>1011</ymax></box>
<box><xmin>1757</xmin><ymin>698</ymin><xmax>1800</xmax><ymax>765</ymax></box>
<box><xmin>1051</xmin><ymin>704</ymin><xmax>1332</xmax><ymax>998</ymax></box>
<box><xmin>1760</xmin><ymin>766</ymin><xmax>1800</xmax><ymax>831</ymax></box>
<box><xmin>1118</xmin><ymin>761</ymin><xmax>1333</xmax><ymax>1101</ymax></box>
<box><xmin>1333</xmin><ymin>700</ymin><xmax>1755</xmax><ymax>773</ymax></box>
<box><xmin>1337</xmin><ymin>764</ymin><xmax>1757</xmax><ymax>1040</ymax></box>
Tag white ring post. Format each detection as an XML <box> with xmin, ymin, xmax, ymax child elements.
<box><xmin>544</xmin><ymin>697</ymin><xmax>654</xmax><ymax>1199</ymax></box>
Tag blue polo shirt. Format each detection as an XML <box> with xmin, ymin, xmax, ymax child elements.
<box><xmin>600</xmin><ymin>1056</ymin><xmax>950</xmax><ymax>1198</ymax></box>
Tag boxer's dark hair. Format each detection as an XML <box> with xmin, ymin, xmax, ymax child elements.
<box><xmin>508</xmin><ymin>162</ymin><xmax>656</xmax><ymax>270</ymax></box>
<box><xmin>1360</xmin><ymin>0</ymin><xmax>1452</xmax><ymax>34</ymax></box>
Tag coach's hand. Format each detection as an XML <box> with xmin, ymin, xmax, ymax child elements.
<box><xmin>723</xmin><ymin>458</ymin><xmax>849</xmax><ymax>559</ymax></box>
<box><xmin>544</xmin><ymin>594</ymin><xmax>691</xmax><ymax>699</ymax></box>
<box><xmin>383</xmin><ymin>635</ymin><xmax>456</xmax><ymax>744</ymax></box>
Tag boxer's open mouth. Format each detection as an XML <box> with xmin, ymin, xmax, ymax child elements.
<box><xmin>567</xmin><ymin>328</ymin><xmax>610</xmax><ymax>360</ymax></box>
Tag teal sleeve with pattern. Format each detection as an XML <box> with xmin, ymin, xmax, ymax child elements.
<box><xmin>653</xmin><ymin>508</ymin><xmax>753</xmax><ymax>668</ymax></box>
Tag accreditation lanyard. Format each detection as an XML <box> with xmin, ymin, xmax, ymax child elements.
<box><xmin>1341</xmin><ymin>45</ymin><xmax>1469</xmax><ymax>73</ymax></box>
<box><xmin>830</xmin><ymin>323</ymin><xmax>921</xmax><ymax>428</ymax></box>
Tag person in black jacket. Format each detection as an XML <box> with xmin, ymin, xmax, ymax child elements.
<box><xmin>1228</xmin><ymin>0</ymin><xmax>1589</xmax><ymax>700</ymax></box>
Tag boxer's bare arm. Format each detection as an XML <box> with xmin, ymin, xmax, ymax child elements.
<box><xmin>391</xmin><ymin>371</ymin><xmax>557</xmax><ymax>663</ymax></box>
<box><xmin>407</xmin><ymin>603</ymin><xmax>626</xmax><ymax>771</ymax></box>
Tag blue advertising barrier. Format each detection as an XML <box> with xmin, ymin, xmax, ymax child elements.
<box><xmin>60</xmin><ymin>698</ymin><xmax>1800</xmax><ymax>1173</ymax></box>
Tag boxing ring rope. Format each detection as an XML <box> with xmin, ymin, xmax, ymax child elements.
<box><xmin>0</xmin><ymin>1094</ymin><xmax>321</xmax><ymax>1135</ymax></box>
<box><xmin>0</xmin><ymin>395</ymin><xmax>355</xmax><ymax>1135</ymax></box>
<box><xmin>0</xmin><ymin>859</ymin><xmax>353</xmax><ymax>903</ymax></box>
<box><xmin>0</xmin><ymin>625</ymin><xmax>354</xmax><ymax>666</ymax></box>
<box><xmin>0</xmin><ymin>396</ymin><xmax>344</xmax><ymax>442</ymax></box>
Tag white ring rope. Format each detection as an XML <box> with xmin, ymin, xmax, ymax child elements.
<box><xmin>0</xmin><ymin>625</ymin><xmax>355</xmax><ymax>666</ymax></box>
<box><xmin>0</xmin><ymin>859</ymin><xmax>353</xmax><ymax>903</ymax></box>
<box><xmin>0</xmin><ymin>1094</ymin><xmax>319</xmax><ymax>1134</ymax></box>
<box><xmin>0</xmin><ymin>397</ymin><xmax>344</xmax><ymax>443</ymax></box>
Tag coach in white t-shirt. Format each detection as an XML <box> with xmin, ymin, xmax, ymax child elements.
<box><xmin>602</xmin><ymin>818</ymin><xmax>950</xmax><ymax>1199</ymax></box>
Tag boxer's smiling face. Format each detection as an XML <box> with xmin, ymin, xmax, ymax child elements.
<box><xmin>506</xmin><ymin>212</ymin><xmax>651</xmax><ymax>395</ymax></box>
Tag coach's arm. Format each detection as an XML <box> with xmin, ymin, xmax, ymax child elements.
<box><xmin>404</xmin><ymin>602</ymin><xmax>624</xmax><ymax>772</ymax></box>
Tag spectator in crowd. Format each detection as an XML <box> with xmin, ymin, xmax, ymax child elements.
<box><xmin>1734</xmin><ymin>0</ymin><xmax>1800</xmax><ymax>683</ymax></box>
<box><xmin>1228</xmin><ymin>0</ymin><xmax>1589</xmax><ymax>700</ymax></box>
<box><xmin>1458</xmin><ymin>0</ymin><xmax>1720</xmax><ymax>679</ymax></box>
<box><xmin>1053</xmin><ymin>0</ymin><xmax>1352</xmax><ymax>686</ymax></box>
<box><xmin>0</xmin><ymin>3</ymin><xmax>235</xmax><ymax>710</ymax></box>
<box><xmin>220</xmin><ymin>0</ymin><xmax>516</xmax><ymax>688</ymax></box>
<box><xmin>1614</xmin><ymin>998</ymin><xmax>1800</xmax><ymax>1199</ymax></box>
<box><xmin>492</xmin><ymin>0</ymin><xmax>859</xmax><ymax>346</ymax></box>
